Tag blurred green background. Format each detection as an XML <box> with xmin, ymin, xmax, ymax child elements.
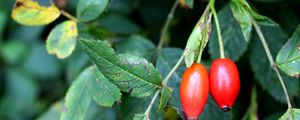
<box><xmin>0</xmin><ymin>0</ymin><xmax>300</xmax><ymax>120</ymax></box>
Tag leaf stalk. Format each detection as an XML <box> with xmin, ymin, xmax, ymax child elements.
<box><xmin>61</xmin><ymin>10</ymin><xmax>78</xmax><ymax>22</ymax></box>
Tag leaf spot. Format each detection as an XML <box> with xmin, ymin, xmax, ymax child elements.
<box><xmin>199</xmin><ymin>23</ymin><xmax>205</xmax><ymax>30</ymax></box>
<box><xmin>63</xmin><ymin>99</ymin><xmax>67</xmax><ymax>112</ymax></box>
<box><xmin>297</xmin><ymin>45</ymin><xmax>300</xmax><ymax>51</ymax></box>
<box><xmin>116</xmin><ymin>73</ymin><xmax>120</xmax><ymax>77</ymax></box>
<box><xmin>15</xmin><ymin>1</ymin><xmax>24</xmax><ymax>8</ymax></box>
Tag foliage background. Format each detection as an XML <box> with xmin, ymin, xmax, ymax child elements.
<box><xmin>0</xmin><ymin>0</ymin><xmax>300</xmax><ymax>120</ymax></box>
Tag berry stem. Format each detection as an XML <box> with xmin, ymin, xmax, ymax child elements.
<box><xmin>252</xmin><ymin>20</ymin><xmax>292</xmax><ymax>109</ymax></box>
<box><xmin>209</xmin><ymin>0</ymin><xmax>225</xmax><ymax>59</ymax></box>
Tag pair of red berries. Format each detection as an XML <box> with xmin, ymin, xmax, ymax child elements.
<box><xmin>180</xmin><ymin>58</ymin><xmax>240</xmax><ymax>119</ymax></box>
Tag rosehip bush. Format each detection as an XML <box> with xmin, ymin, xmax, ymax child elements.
<box><xmin>0</xmin><ymin>0</ymin><xmax>299</xmax><ymax>120</ymax></box>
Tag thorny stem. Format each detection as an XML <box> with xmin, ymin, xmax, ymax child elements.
<box><xmin>61</xmin><ymin>10</ymin><xmax>78</xmax><ymax>22</ymax></box>
<box><xmin>252</xmin><ymin>20</ymin><xmax>292</xmax><ymax>109</ymax></box>
<box><xmin>162</xmin><ymin>55</ymin><xmax>184</xmax><ymax>86</ymax></box>
<box><xmin>209</xmin><ymin>0</ymin><xmax>225</xmax><ymax>59</ymax></box>
<box><xmin>144</xmin><ymin>90</ymin><xmax>160</xmax><ymax>117</ymax></box>
<box><xmin>156</xmin><ymin>0</ymin><xmax>180</xmax><ymax>52</ymax></box>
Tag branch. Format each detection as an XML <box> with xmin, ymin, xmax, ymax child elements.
<box><xmin>252</xmin><ymin>20</ymin><xmax>292</xmax><ymax>108</ymax></box>
<box><xmin>156</xmin><ymin>0</ymin><xmax>180</xmax><ymax>52</ymax></box>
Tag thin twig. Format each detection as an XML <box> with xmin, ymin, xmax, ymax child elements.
<box><xmin>252</xmin><ymin>20</ymin><xmax>292</xmax><ymax>108</ymax></box>
<box><xmin>162</xmin><ymin>55</ymin><xmax>184</xmax><ymax>86</ymax></box>
<box><xmin>144</xmin><ymin>90</ymin><xmax>161</xmax><ymax>116</ymax></box>
<box><xmin>156</xmin><ymin>0</ymin><xmax>180</xmax><ymax>52</ymax></box>
<box><xmin>209</xmin><ymin>0</ymin><xmax>225</xmax><ymax>58</ymax></box>
<box><xmin>61</xmin><ymin>10</ymin><xmax>78</xmax><ymax>22</ymax></box>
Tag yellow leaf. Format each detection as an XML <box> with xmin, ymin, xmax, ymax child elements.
<box><xmin>46</xmin><ymin>20</ymin><xmax>78</xmax><ymax>59</ymax></box>
<box><xmin>11</xmin><ymin>0</ymin><xmax>60</xmax><ymax>26</ymax></box>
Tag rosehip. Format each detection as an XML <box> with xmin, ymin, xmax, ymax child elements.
<box><xmin>180</xmin><ymin>64</ymin><xmax>209</xmax><ymax>119</ymax></box>
<box><xmin>209</xmin><ymin>58</ymin><xmax>240</xmax><ymax>112</ymax></box>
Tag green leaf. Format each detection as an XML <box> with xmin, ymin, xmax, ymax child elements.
<box><xmin>0</xmin><ymin>41</ymin><xmax>27</xmax><ymax>65</ymax></box>
<box><xmin>108</xmin><ymin>0</ymin><xmax>133</xmax><ymax>15</ymax></box>
<box><xmin>158</xmin><ymin>87</ymin><xmax>172</xmax><ymax>111</ymax></box>
<box><xmin>76</xmin><ymin>0</ymin><xmax>109</xmax><ymax>22</ymax></box>
<box><xmin>230</xmin><ymin>0</ymin><xmax>252</xmax><ymax>42</ymax></box>
<box><xmin>23</xmin><ymin>42</ymin><xmax>62</xmax><ymax>79</ymax></box>
<box><xmin>276</xmin><ymin>25</ymin><xmax>300</xmax><ymax>78</ymax></box>
<box><xmin>183</xmin><ymin>6</ymin><xmax>211</xmax><ymax>67</ymax></box>
<box><xmin>84</xmin><ymin>101</ymin><xmax>118</xmax><ymax>120</ymax></box>
<box><xmin>0</xmin><ymin>69</ymin><xmax>38</xmax><ymax>120</ymax></box>
<box><xmin>11</xmin><ymin>0</ymin><xmax>60</xmax><ymax>26</ymax></box>
<box><xmin>133</xmin><ymin>114</ymin><xmax>147</xmax><ymax>120</ymax></box>
<box><xmin>61</xmin><ymin>66</ymin><xmax>121</xmax><ymax>120</ymax></box>
<box><xmin>87</xmin><ymin>67</ymin><xmax>121</xmax><ymax>107</ymax></box>
<box><xmin>279</xmin><ymin>108</ymin><xmax>300</xmax><ymax>120</ymax></box>
<box><xmin>61</xmin><ymin>68</ymin><xmax>91</xmax><ymax>120</ymax></box>
<box><xmin>9</xmin><ymin>26</ymin><xmax>44</xmax><ymax>42</ymax></box>
<box><xmin>79</xmin><ymin>38</ymin><xmax>162</xmax><ymax>97</ymax></box>
<box><xmin>100</xmin><ymin>14</ymin><xmax>140</xmax><ymax>34</ymax></box>
<box><xmin>199</xmin><ymin>97</ymin><xmax>233</xmax><ymax>120</ymax></box>
<box><xmin>5</xmin><ymin>69</ymin><xmax>38</xmax><ymax>104</ymax></box>
<box><xmin>115</xmin><ymin>35</ymin><xmax>156</xmax><ymax>61</ymax></box>
<box><xmin>39</xmin><ymin>100</ymin><xmax>118</xmax><ymax>120</ymax></box>
<box><xmin>255</xmin><ymin>17</ymin><xmax>277</xmax><ymax>26</ymax></box>
<box><xmin>249</xmin><ymin>25</ymin><xmax>299</xmax><ymax>103</ymax></box>
<box><xmin>46</xmin><ymin>20</ymin><xmax>78</xmax><ymax>59</ymax></box>
<box><xmin>209</xmin><ymin>4</ymin><xmax>248</xmax><ymax>61</ymax></box>
<box><xmin>156</xmin><ymin>48</ymin><xmax>185</xmax><ymax>108</ymax></box>
<box><xmin>179</xmin><ymin>0</ymin><xmax>194</xmax><ymax>9</ymax></box>
<box><xmin>37</xmin><ymin>101</ymin><xmax>63</xmax><ymax>120</ymax></box>
<box><xmin>238</xmin><ymin>0</ymin><xmax>277</xmax><ymax>26</ymax></box>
